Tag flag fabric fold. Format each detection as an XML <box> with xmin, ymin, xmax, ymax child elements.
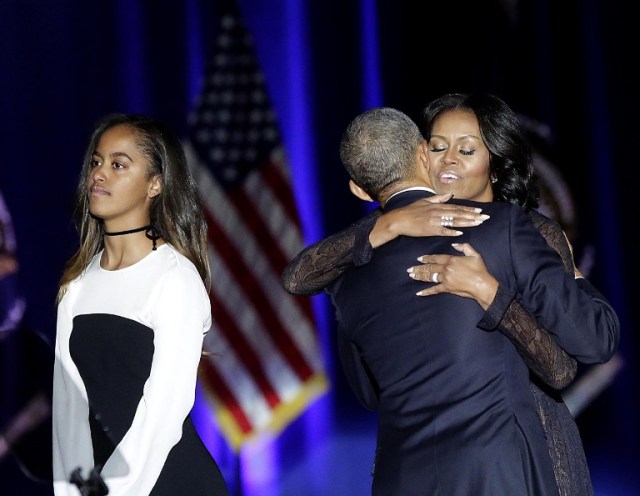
<box><xmin>184</xmin><ymin>4</ymin><xmax>328</xmax><ymax>451</ymax></box>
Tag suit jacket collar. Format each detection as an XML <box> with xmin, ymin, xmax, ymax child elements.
<box><xmin>383</xmin><ymin>188</ymin><xmax>435</xmax><ymax>212</ymax></box>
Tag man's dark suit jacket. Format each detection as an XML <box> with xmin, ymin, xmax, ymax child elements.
<box><xmin>328</xmin><ymin>189</ymin><xmax>619</xmax><ymax>496</ymax></box>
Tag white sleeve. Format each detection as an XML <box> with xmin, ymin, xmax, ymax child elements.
<box><xmin>100</xmin><ymin>265</ymin><xmax>211</xmax><ymax>495</ymax></box>
<box><xmin>52</xmin><ymin>286</ymin><xmax>94</xmax><ymax>496</ymax></box>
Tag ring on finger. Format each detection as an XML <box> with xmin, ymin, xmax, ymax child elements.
<box><xmin>440</xmin><ymin>215</ymin><xmax>454</xmax><ymax>227</ymax></box>
<box><xmin>432</xmin><ymin>272</ymin><xmax>440</xmax><ymax>283</ymax></box>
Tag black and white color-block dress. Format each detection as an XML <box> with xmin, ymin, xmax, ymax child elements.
<box><xmin>52</xmin><ymin>244</ymin><xmax>229</xmax><ymax>495</ymax></box>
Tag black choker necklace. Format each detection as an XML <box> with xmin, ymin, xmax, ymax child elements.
<box><xmin>104</xmin><ymin>225</ymin><xmax>150</xmax><ymax>236</ymax></box>
<box><xmin>104</xmin><ymin>225</ymin><xmax>160</xmax><ymax>251</ymax></box>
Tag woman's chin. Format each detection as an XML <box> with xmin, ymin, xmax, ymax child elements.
<box><xmin>435</xmin><ymin>185</ymin><xmax>457</xmax><ymax>197</ymax></box>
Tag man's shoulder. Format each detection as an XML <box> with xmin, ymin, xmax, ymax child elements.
<box><xmin>449</xmin><ymin>199</ymin><xmax>525</xmax><ymax>218</ymax></box>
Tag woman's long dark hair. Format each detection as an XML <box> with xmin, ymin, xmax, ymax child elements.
<box><xmin>421</xmin><ymin>93</ymin><xmax>539</xmax><ymax>209</ymax></box>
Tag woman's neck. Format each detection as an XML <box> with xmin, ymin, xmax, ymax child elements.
<box><xmin>100</xmin><ymin>227</ymin><xmax>161</xmax><ymax>270</ymax></box>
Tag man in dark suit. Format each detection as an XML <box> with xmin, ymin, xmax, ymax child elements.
<box><xmin>327</xmin><ymin>107</ymin><xmax>619</xmax><ymax>495</ymax></box>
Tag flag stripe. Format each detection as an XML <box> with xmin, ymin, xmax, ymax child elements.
<box><xmin>205</xmin><ymin>196</ymin><xmax>323</xmax><ymax>377</ymax></box>
<box><xmin>206</xmin><ymin>243</ymin><xmax>308</xmax><ymax>426</ymax></box>
<box><xmin>240</xmin><ymin>160</ymin><xmax>316</xmax><ymax>325</ymax></box>
<box><xmin>226</xmin><ymin>186</ymin><xmax>290</xmax><ymax>272</ymax></box>
<box><xmin>241</xmin><ymin>155</ymin><xmax>303</xmax><ymax>260</ymax></box>
<box><xmin>189</xmin><ymin>146</ymin><xmax>318</xmax><ymax>370</ymax></box>
<box><xmin>199</xmin><ymin>356</ymin><xmax>253</xmax><ymax>433</ymax></box>
<box><xmin>208</xmin><ymin>288</ymin><xmax>282</xmax><ymax>409</ymax></box>
<box><xmin>258</xmin><ymin>160</ymin><xmax>300</xmax><ymax>225</ymax></box>
<box><xmin>204</xmin><ymin>208</ymin><xmax>314</xmax><ymax>381</ymax></box>
<box><xmin>224</xmin><ymin>184</ymin><xmax>317</xmax><ymax>334</ymax></box>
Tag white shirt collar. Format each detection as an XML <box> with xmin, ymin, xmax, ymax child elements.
<box><xmin>385</xmin><ymin>186</ymin><xmax>436</xmax><ymax>204</ymax></box>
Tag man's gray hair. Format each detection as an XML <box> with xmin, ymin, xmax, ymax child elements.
<box><xmin>339</xmin><ymin>107</ymin><xmax>422</xmax><ymax>199</ymax></box>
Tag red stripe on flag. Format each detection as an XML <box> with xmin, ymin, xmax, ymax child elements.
<box><xmin>256</xmin><ymin>163</ymin><xmax>318</xmax><ymax>325</ymax></box>
<box><xmin>204</xmin><ymin>209</ymin><xmax>315</xmax><ymax>381</ymax></box>
<box><xmin>199</xmin><ymin>356</ymin><xmax>253</xmax><ymax>434</ymax></box>
<box><xmin>208</xmin><ymin>290</ymin><xmax>281</xmax><ymax>409</ymax></box>
<box><xmin>236</xmin><ymin>163</ymin><xmax>317</xmax><ymax>326</ymax></box>
<box><xmin>260</xmin><ymin>160</ymin><xmax>300</xmax><ymax>223</ymax></box>
<box><xmin>227</xmin><ymin>186</ymin><xmax>289</xmax><ymax>272</ymax></box>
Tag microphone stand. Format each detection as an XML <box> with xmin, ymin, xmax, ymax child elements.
<box><xmin>70</xmin><ymin>465</ymin><xmax>109</xmax><ymax>496</ymax></box>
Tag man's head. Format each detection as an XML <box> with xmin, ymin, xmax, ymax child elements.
<box><xmin>339</xmin><ymin>107</ymin><xmax>426</xmax><ymax>203</ymax></box>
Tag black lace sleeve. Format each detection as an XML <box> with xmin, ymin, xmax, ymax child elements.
<box><xmin>282</xmin><ymin>206</ymin><xmax>578</xmax><ymax>389</ymax></box>
<box><xmin>281</xmin><ymin>209</ymin><xmax>382</xmax><ymax>296</ymax></box>
<box><xmin>495</xmin><ymin>211</ymin><xmax>578</xmax><ymax>389</ymax></box>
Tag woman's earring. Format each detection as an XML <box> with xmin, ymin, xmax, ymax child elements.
<box><xmin>491</xmin><ymin>177</ymin><xmax>498</xmax><ymax>184</ymax></box>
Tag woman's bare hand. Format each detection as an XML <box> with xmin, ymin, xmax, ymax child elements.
<box><xmin>370</xmin><ymin>194</ymin><xmax>490</xmax><ymax>248</ymax></box>
<box><xmin>407</xmin><ymin>242</ymin><xmax>499</xmax><ymax>310</ymax></box>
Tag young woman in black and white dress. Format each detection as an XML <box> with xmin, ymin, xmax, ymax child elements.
<box><xmin>52</xmin><ymin>114</ymin><xmax>229</xmax><ymax>496</ymax></box>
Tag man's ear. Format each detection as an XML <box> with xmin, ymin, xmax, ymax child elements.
<box><xmin>417</xmin><ymin>140</ymin><xmax>435</xmax><ymax>188</ymax></box>
<box><xmin>148</xmin><ymin>175</ymin><xmax>162</xmax><ymax>199</ymax></box>
<box><xmin>419</xmin><ymin>140</ymin><xmax>430</xmax><ymax>170</ymax></box>
<box><xmin>348</xmin><ymin>179</ymin><xmax>374</xmax><ymax>202</ymax></box>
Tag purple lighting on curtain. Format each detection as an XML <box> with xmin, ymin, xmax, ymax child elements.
<box><xmin>360</xmin><ymin>0</ymin><xmax>382</xmax><ymax>215</ymax></box>
<box><xmin>114</xmin><ymin>0</ymin><xmax>148</xmax><ymax>112</ymax></box>
<box><xmin>235</xmin><ymin>1</ymin><xmax>335</xmax><ymax>494</ymax></box>
<box><xmin>579</xmin><ymin>0</ymin><xmax>633</xmax><ymax>441</ymax></box>
<box><xmin>360</xmin><ymin>0</ymin><xmax>382</xmax><ymax>109</ymax></box>
<box><xmin>185</xmin><ymin>0</ymin><xmax>205</xmax><ymax>107</ymax></box>
<box><xmin>579</xmin><ymin>3</ymin><xmax>624</xmax><ymax>308</ymax></box>
<box><xmin>277</xmin><ymin>6</ymin><xmax>335</xmax><ymax>490</ymax></box>
<box><xmin>282</xmin><ymin>3</ymin><xmax>323</xmax><ymax>250</ymax></box>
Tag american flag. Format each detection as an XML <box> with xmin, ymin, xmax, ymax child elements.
<box><xmin>183</xmin><ymin>5</ymin><xmax>328</xmax><ymax>450</ymax></box>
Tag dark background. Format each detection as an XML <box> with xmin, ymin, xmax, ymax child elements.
<box><xmin>0</xmin><ymin>0</ymin><xmax>637</xmax><ymax>494</ymax></box>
